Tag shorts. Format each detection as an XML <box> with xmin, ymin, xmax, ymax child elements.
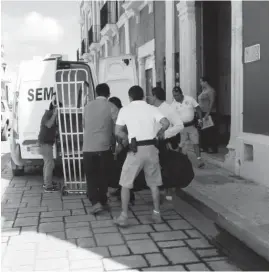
<box><xmin>119</xmin><ymin>146</ymin><xmax>163</xmax><ymax>189</ymax></box>
<box><xmin>180</xmin><ymin>125</ymin><xmax>199</xmax><ymax>146</ymax></box>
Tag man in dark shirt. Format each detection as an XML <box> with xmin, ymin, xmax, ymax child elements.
<box><xmin>38</xmin><ymin>101</ymin><xmax>59</xmax><ymax>192</ymax></box>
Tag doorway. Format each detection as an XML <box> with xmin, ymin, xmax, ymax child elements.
<box><xmin>145</xmin><ymin>68</ymin><xmax>153</xmax><ymax>103</ymax></box>
<box><xmin>197</xmin><ymin>1</ymin><xmax>232</xmax><ymax>160</ymax></box>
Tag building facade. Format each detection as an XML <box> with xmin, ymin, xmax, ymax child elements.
<box><xmin>1</xmin><ymin>44</ymin><xmax>11</xmax><ymax>105</ymax></box>
<box><xmin>79</xmin><ymin>0</ymin><xmax>269</xmax><ymax>187</ymax></box>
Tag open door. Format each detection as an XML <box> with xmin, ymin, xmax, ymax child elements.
<box><xmin>98</xmin><ymin>55</ymin><xmax>138</xmax><ymax>106</ymax></box>
<box><xmin>55</xmin><ymin>61</ymin><xmax>95</xmax><ymax>195</ymax></box>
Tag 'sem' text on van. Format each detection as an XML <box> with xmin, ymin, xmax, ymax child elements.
<box><xmin>28</xmin><ymin>87</ymin><xmax>55</xmax><ymax>102</ymax></box>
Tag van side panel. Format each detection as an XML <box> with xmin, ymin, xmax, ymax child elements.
<box><xmin>98</xmin><ymin>55</ymin><xmax>138</xmax><ymax>106</ymax></box>
<box><xmin>18</xmin><ymin>60</ymin><xmax>57</xmax><ymax>160</ymax></box>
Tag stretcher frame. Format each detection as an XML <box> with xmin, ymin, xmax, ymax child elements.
<box><xmin>55</xmin><ymin>68</ymin><xmax>92</xmax><ymax>195</ymax></box>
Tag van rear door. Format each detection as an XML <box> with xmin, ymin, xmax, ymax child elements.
<box><xmin>98</xmin><ymin>55</ymin><xmax>138</xmax><ymax>106</ymax></box>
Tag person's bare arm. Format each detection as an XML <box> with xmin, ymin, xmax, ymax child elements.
<box><xmin>164</xmin><ymin>109</ymin><xmax>184</xmax><ymax>139</ymax></box>
<box><xmin>45</xmin><ymin>109</ymin><xmax>57</xmax><ymax>128</ymax></box>
<box><xmin>157</xmin><ymin>117</ymin><xmax>170</xmax><ymax>139</ymax></box>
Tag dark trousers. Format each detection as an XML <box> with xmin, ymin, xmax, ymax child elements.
<box><xmin>200</xmin><ymin>112</ymin><xmax>218</xmax><ymax>152</ymax></box>
<box><xmin>83</xmin><ymin>150</ymin><xmax>112</xmax><ymax>205</ymax></box>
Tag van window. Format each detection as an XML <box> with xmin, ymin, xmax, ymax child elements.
<box><xmin>1</xmin><ymin>102</ymin><xmax>5</xmax><ymax>112</ymax></box>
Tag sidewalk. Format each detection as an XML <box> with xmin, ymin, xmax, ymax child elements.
<box><xmin>178</xmin><ymin>151</ymin><xmax>269</xmax><ymax>262</ymax></box>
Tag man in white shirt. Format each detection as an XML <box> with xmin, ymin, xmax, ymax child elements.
<box><xmin>151</xmin><ymin>87</ymin><xmax>184</xmax><ymax>142</ymax></box>
<box><xmin>171</xmin><ymin>86</ymin><xmax>205</xmax><ymax>168</ymax></box>
<box><xmin>151</xmin><ymin>87</ymin><xmax>184</xmax><ymax>200</ymax></box>
<box><xmin>114</xmin><ymin>85</ymin><xmax>170</xmax><ymax>227</ymax></box>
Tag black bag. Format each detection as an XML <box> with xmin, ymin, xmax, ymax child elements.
<box><xmin>161</xmin><ymin>149</ymin><xmax>194</xmax><ymax>189</ymax></box>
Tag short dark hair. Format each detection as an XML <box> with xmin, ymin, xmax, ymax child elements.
<box><xmin>201</xmin><ymin>76</ymin><xmax>210</xmax><ymax>84</ymax></box>
<box><xmin>152</xmin><ymin>87</ymin><xmax>166</xmax><ymax>101</ymax></box>
<box><xmin>49</xmin><ymin>100</ymin><xmax>62</xmax><ymax>110</ymax></box>
<box><xmin>172</xmin><ymin>86</ymin><xmax>183</xmax><ymax>95</ymax></box>
<box><xmin>128</xmin><ymin>85</ymin><xmax>144</xmax><ymax>101</ymax></box>
<box><xmin>96</xmin><ymin>83</ymin><xmax>110</xmax><ymax>97</ymax></box>
<box><xmin>109</xmin><ymin>97</ymin><xmax>122</xmax><ymax>109</ymax></box>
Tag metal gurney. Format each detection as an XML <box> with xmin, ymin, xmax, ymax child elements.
<box><xmin>55</xmin><ymin>66</ymin><xmax>94</xmax><ymax>195</ymax></box>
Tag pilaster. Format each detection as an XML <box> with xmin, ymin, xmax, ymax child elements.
<box><xmin>138</xmin><ymin>58</ymin><xmax>146</xmax><ymax>91</ymax></box>
<box><xmin>224</xmin><ymin>0</ymin><xmax>243</xmax><ymax>174</ymax></box>
<box><xmin>177</xmin><ymin>1</ymin><xmax>197</xmax><ymax>99</ymax></box>
<box><xmin>165</xmin><ymin>0</ymin><xmax>175</xmax><ymax>103</ymax></box>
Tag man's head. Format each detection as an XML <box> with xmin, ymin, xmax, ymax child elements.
<box><xmin>96</xmin><ymin>83</ymin><xmax>110</xmax><ymax>98</ymax></box>
<box><xmin>172</xmin><ymin>86</ymin><xmax>183</xmax><ymax>102</ymax></box>
<box><xmin>200</xmin><ymin>76</ymin><xmax>210</xmax><ymax>88</ymax></box>
<box><xmin>128</xmin><ymin>85</ymin><xmax>144</xmax><ymax>102</ymax></box>
<box><xmin>151</xmin><ymin>87</ymin><xmax>166</xmax><ymax>105</ymax></box>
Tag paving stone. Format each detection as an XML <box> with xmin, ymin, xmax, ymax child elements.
<box><xmin>1</xmin><ymin>228</ymin><xmax>20</xmax><ymax>237</ymax></box>
<box><xmin>197</xmin><ymin>248</ymin><xmax>220</xmax><ymax>257</ymax></box>
<box><xmin>63</xmin><ymin>202</ymin><xmax>84</xmax><ymax>210</ymax></box>
<box><xmin>36</xmin><ymin>249</ymin><xmax>68</xmax><ymax>259</ymax></box>
<box><xmin>1</xmin><ymin>221</ymin><xmax>14</xmax><ymax>229</ymax></box>
<box><xmin>109</xmin><ymin>245</ymin><xmax>130</xmax><ymax>256</ymax></box>
<box><xmin>207</xmin><ymin>260</ymin><xmax>240</xmax><ymax>271</ymax></box>
<box><xmin>77</xmin><ymin>237</ymin><xmax>96</xmax><ymax>248</ymax></box>
<box><xmin>203</xmin><ymin>256</ymin><xmax>228</xmax><ymax>262</ymax></box>
<box><xmin>153</xmin><ymin>223</ymin><xmax>171</xmax><ymax>232</ymax></box>
<box><xmin>120</xmin><ymin>224</ymin><xmax>154</xmax><ymax>234</ymax></box>
<box><xmin>162</xmin><ymin>214</ymin><xmax>182</xmax><ymax>220</ymax></box>
<box><xmin>145</xmin><ymin>253</ymin><xmax>169</xmax><ymax>266</ymax></box>
<box><xmin>17</xmin><ymin>212</ymin><xmax>40</xmax><ymax>218</ymax></box>
<box><xmin>41</xmin><ymin>210</ymin><xmax>71</xmax><ymax>218</ymax></box>
<box><xmin>70</xmin><ymin>259</ymin><xmax>103</xmax><ymax>270</ymax></box>
<box><xmin>185</xmin><ymin>229</ymin><xmax>203</xmax><ymax>238</ymax></box>
<box><xmin>157</xmin><ymin>240</ymin><xmax>185</xmax><ymax>248</ymax></box>
<box><xmin>68</xmin><ymin>247</ymin><xmax>110</xmax><ymax>260</ymax></box>
<box><xmin>35</xmin><ymin>257</ymin><xmax>69</xmax><ymax>270</ymax></box>
<box><xmin>93</xmin><ymin>227</ymin><xmax>118</xmax><ymax>234</ymax></box>
<box><xmin>103</xmin><ymin>255</ymin><xmax>147</xmax><ymax>270</ymax></box>
<box><xmin>48</xmin><ymin>231</ymin><xmax>66</xmax><ymax>240</ymax></box>
<box><xmin>39</xmin><ymin>222</ymin><xmax>64</xmax><ymax>233</ymax></box>
<box><xmin>91</xmin><ymin>219</ymin><xmax>115</xmax><ymax>228</ymax></box>
<box><xmin>187</xmin><ymin>263</ymin><xmax>210</xmax><ymax>271</ymax></box>
<box><xmin>133</xmin><ymin>210</ymin><xmax>152</xmax><ymax>215</ymax></box>
<box><xmin>66</xmin><ymin>221</ymin><xmax>89</xmax><ymax>228</ymax></box>
<box><xmin>143</xmin><ymin>265</ymin><xmax>186</xmax><ymax>271</ymax></box>
<box><xmin>66</xmin><ymin>227</ymin><xmax>92</xmax><ymax>239</ymax></box>
<box><xmin>167</xmin><ymin>219</ymin><xmax>193</xmax><ymax>230</ymax></box>
<box><xmin>127</xmin><ymin>239</ymin><xmax>159</xmax><ymax>254</ymax></box>
<box><xmin>18</xmin><ymin>207</ymin><xmax>47</xmax><ymax>213</ymax></box>
<box><xmin>95</xmin><ymin>232</ymin><xmax>124</xmax><ymax>246</ymax></box>
<box><xmin>1</xmin><ymin>213</ymin><xmax>16</xmax><ymax>221</ymax></box>
<box><xmin>40</xmin><ymin>216</ymin><xmax>63</xmax><ymax>223</ymax></box>
<box><xmin>150</xmin><ymin>230</ymin><xmax>187</xmax><ymax>241</ymax></box>
<box><xmin>2</xmin><ymin>203</ymin><xmax>27</xmax><ymax>209</ymax></box>
<box><xmin>137</xmin><ymin>215</ymin><xmax>155</xmax><ymax>224</ymax></box>
<box><xmin>65</xmin><ymin>214</ymin><xmax>96</xmax><ymax>223</ymax></box>
<box><xmin>14</xmin><ymin>217</ymin><xmax>38</xmax><ymax>227</ymax></box>
<box><xmin>47</xmin><ymin>205</ymin><xmax>64</xmax><ymax>211</ymax></box>
<box><xmin>1</xmin><ymin>236</ymin><xmax>9</xmax><ymax>243</ymax></box>
<box><xmin>163</xmin><ymin>247</ymin><xmax>199</xmax><ymax>264</ymax></box>
<box><xmin>186</xmin><ymin>238</ymin><xmax>213</xmax><ymax>249</ymax></box>
<box><xmin>131</xmin><ymin>205</ymin><xmax>149</xmax><ymax>211</ymax></box>
<box><xmin>124</xmin><ymin>233</ymin><xmax>150</xmax><ymax>240</ymax></box>
<box><xmin>71</xmin><ymin>209</ymin><xmax>86</xmax><ymax>215</ymax></box>
<box><xmin>3</xmin><ymin>249</ymin><xmax>36</xmax><ymax>267</ymax></box>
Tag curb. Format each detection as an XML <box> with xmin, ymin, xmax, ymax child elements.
<box><xmin>176</xmin><ymin>186</ymin><xmax>269</xmax><ymax>263</ymax></box>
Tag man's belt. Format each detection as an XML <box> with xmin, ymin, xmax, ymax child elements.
<box><xmin>128</xmin><ymin>138</ymin><xmax>157</xmax><ymax>153</ymax></box>
<box><xmin>184</xmin><ymin>119</ymin><xmax>196</xmax><ymax>127</ymax></box>
<box><xmin>136</xmin><ymin>139</ymin><xmax>157</xmax><ymax>146</ymax></box>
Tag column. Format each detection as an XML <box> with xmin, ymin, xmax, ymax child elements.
<box><xmin>104</xmin><ymin>39</ymin><xmax>109</xmax><ymax>57</ymax></box>
<box><xmin>224</xmin><ymin>0</ymin><xmax>243</xmax><ymax>174</ymax></box>
<box><xmin>138</xmin><ymin>58</ymin><xmax>145</xmax><ymax>91</ymax></box>
<box><xmin>124</xmin><ymin>16</ymin><xmax>131</xmax><ymax>54</ymax></box>
<box><xmin>177</xmin><ymin>1</ymin><xmax>197</xmax><ymax>98</ymax></box>
<box><xmin>165</xmin><ymin>0</ymin><xmax>175</xmax><ymax>103</ymax></box>
<box><xmin>152</xmin><ymin>54</ymin><xmax>157</xmax><ymax>88</ymax></box>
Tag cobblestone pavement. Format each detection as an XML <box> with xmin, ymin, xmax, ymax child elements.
<box><xmin>1</xmin><ymin>166</ymin><xmax>241</xmax><ymax>272</ymax></box>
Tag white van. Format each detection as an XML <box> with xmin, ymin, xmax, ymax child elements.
<box><xmin>10</xmin><ymin>54</ymin><xmax>137</xmax><ymax>177</ymax></box>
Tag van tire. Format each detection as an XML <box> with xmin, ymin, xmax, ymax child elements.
<box><xmin>11</xmin><ymin>159</ymin><xmax>24</xmax><ymax>176</ymax></box>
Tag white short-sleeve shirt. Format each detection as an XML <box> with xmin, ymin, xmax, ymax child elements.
<box><xmin>171</xmin><ymin>95</ymin><xmax>199</xmax><ymax>123</ymax></box>
<box><xmin>116</xmin><ymin>100</ymin><xmax>165</xmax><ymax>142</ymax></box>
